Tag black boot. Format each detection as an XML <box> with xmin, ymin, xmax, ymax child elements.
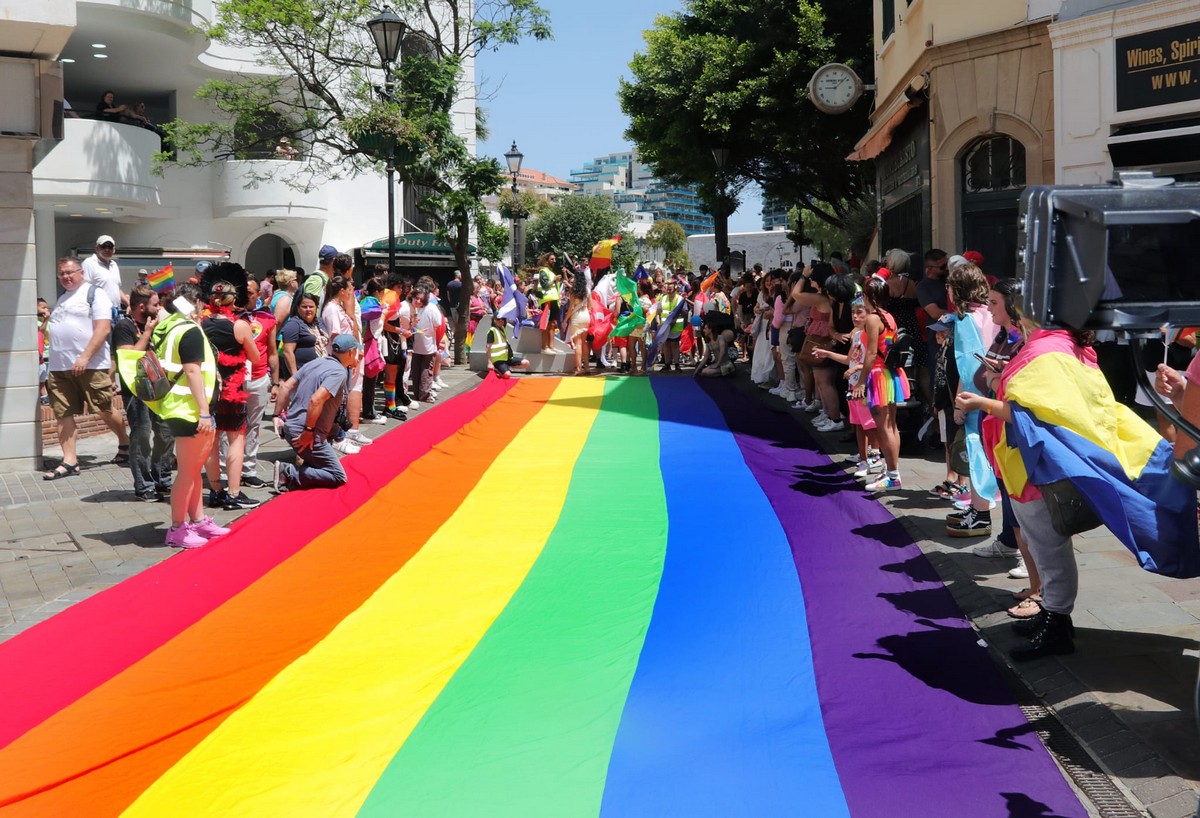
<box><xmin>1010</xmin><ymin>610</ymin><xmax>1075</xmax><ymax>662</ymax></box>
<box><xmin>1012</xmin><ymin>608</ymin><xmax>1075</xmax><ymax>638</ymax></box>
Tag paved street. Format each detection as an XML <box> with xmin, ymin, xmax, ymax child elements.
<box><xmin>1</xmin><ymin>367</ymin><xmax>1197</xmax><ymax>818</ymax></box>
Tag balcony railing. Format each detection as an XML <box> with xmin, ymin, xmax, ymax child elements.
<box><xmin>32</xmin><ymin>118</ymin><xmax>161</xmax><ymax>209</ymax></box>
<box><xmin>211</xmin><ymin>159</ymin><xmax>328</xmax><ymax>221</ymax></box>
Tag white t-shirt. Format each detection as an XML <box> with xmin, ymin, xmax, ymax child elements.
<box><xmin>413</xmin><ymin>304</ymin><xmax>439</xmax><ymax>355</ymax></box>
<box><xmin>81</xmin><ymin>253</ymin><xmax>123</xmax><ymax>311</ymax></box>
<box><xmin>48</xmin><ymin>284</ymin><xmax>113</xmax><ymax>372</ymax></box>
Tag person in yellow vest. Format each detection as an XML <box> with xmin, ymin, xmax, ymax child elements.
<box><xmin>536</xmin><ymin>252</ymin><xmax>562</xmax><ymax>354</ymax></box>
<box><xmin>487</xmin><ymin>315</ymin><xmax>528</xmax><ymax>378</ymax></box>
<box><xmin>657</xmin><ymin>278</ymin><xmax>688</xmax><ymax>371</ymax></box>
<box><xmin>136</xmin><ymin>282</ymin><xmax>228</xmax><ymax>548</ymax></box>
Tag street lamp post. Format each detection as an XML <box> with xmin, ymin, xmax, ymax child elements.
<box><xmin>504</xmin><ymin>141</ymin><xmax>524</xmax><ymax>268</ymax></box>
<box><xmin>367</xmin><ymin>8</ymin><xmax>406</xmax><ymax>274</ymax></box>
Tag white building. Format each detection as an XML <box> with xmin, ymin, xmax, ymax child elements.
<box><xmin>3</xmin><ymin>0</ymin><xmax>478</xmax><ymax>470</ymax></box>
<box><xmin>1050</xmin><ymin>0</ymin><xmax>1200</xmax><ymax>184</ymax></box>
<box><xmin>687</xmin><ymin>231</ymin><xmax>803</xmax><ymax>273</ymax></box>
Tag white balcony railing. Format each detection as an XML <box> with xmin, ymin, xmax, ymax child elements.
<box><xmin>211</xmin><ymin>159</ymin><xmax>328</xmax><ymax>221</ymax></box>
<box><xmin>32</xmin><ymin>118</ymin><xmax>161</xmax><ymax>209</ymax></box>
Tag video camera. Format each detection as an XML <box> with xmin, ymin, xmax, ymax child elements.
<box><xmin>1017</xmin><ymin>172</ymin><xmax>1200</xmax><ymax>486</ymax></box>
<box><xmin>1017</xmin><ymin>171</ymin><xmax>1200</xmax><ymax>331</ymax></box>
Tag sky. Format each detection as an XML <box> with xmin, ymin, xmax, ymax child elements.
<box><xmin>474</xmin><ymin>0</ymin><xmax>763</xmax><ymax>233</ymax></box>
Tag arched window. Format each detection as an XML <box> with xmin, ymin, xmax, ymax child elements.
<box><xmin>962</xmin><ymin>135</ymin><xmax>1026</xmax><ymax>194</ymax></box>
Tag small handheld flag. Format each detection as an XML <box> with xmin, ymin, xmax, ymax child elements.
<box><xmin>148</xmin><ymin>264</ymin><xmax>175</xmax><ymax>293</ymax></box>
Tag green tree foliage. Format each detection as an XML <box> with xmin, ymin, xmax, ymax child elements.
<box><xmin>619</xmin><ymin>0</ymin><xmax>872</xmax><ymax>227</ymax></box>
<box><xmin>526</xmin><ymin>195</ymin><xmax>630</xmax><ymax>271</ymax></box>
<box><xmin>788</xmin><ymin>198</ymin><xmax>877</xmax><ymax>260</ymax></box>
<box><xmin>161</xmin><ymin>0</ymin><xmax>550</xmax><ymax>362</ymax></box>
<box><xmin>476</xmin><ymin>218</ymin><xmax>510</xmax><ymax>266</ymax></box>
<box><xmin>645</xmin><ymin>220</ymin><xmax>688</xmax><ymax>266</ymax></box>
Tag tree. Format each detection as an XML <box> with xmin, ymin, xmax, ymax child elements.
<box><xmin>161</xmin><ymin>0</ymin><xmax>551</xmax><ymax>363</ymax></box>
<box><xmin>476</xmin><ymin>218</ymin><xmax>510</xmax><ymax>267</ymax></box>
<box><xmin>645</xmin><ymin>219</ymin><xmax>687</xmax><ymax>266</ymax></box>
<box><xmin>789</xmin><ymin>199</ymin><xmax>877</xmax><ymax>261</ymax></box>
<box><xmin>619</xmin><ymin>0</ymin><xmax>874</xmax><ymax>255</ymax></box>
<box><xmin>526</xmin><ymin>195</ymin><xmax>629</xmax><ymax>272</ymax></box>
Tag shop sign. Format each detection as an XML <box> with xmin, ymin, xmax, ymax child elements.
<box><xmin>1116</xmin><ymin>21</ymin><xmax>1200</xmax><ymax>112</ymax></box>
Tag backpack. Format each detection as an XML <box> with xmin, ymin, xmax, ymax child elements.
<box><xmin>884</xmin><ymin>325</ymin><xmax>915</xmax><ymax>371</ymax></box>
<box><xmin>133</xmin><ymin>346</ymin><xmax>178</xmax><ymax>402</ymax></box>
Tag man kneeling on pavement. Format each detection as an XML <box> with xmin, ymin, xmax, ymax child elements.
<box><xmin>487</xmin><ymin>315</ymin><xmax>529</xmax><ymax>379</ymax></box>
<box><xmin>271</xmin><ymin>333</ymin><xmax>361</xmax><ymax>492</ymax></box>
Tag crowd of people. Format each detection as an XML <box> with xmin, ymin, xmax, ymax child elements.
<box><xmin>39</xmin><ymin>237</ymin><xmax>457</xmax><ymax>549</ymax></box>
<box><xmin>39</xmin><ymin>235</ymin><xmax>1199</xmax><ymax>662</ymax></box>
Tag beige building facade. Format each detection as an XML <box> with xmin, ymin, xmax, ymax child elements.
<box><xmin>852</xmin><ymin>0</ymin><xmax>1060</xmax><ymax>278</ymax></box>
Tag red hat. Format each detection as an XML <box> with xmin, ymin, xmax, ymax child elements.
<box><xmin>963</xmin><ymin>250</ymin><xmax>985</xmax><ymax>267</ymax></box>
<box><xmin>872</xmin><ymin>267</ymin><xmax>892</xmax><ymax>281</ymax></box>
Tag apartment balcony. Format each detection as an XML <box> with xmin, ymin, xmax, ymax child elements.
<box><xmin>211</xmin><ymin>159</ymin><xmax>328</xmax><ymax>221</ymax></box>
<box><xmin>33</xmin><ymin>118</ymin><xmax>161</xmax><ymax>212</ymax></box>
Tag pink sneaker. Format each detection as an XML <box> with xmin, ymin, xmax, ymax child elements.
<box><xmin>165</xmin><ymin>524</ymin><xmax>207</xmax><ymax>549</ymax></box>
<box><xmin>189</xmin><ymin>516</ymin><xmax>231</xmax><ymax>540</ymax></box>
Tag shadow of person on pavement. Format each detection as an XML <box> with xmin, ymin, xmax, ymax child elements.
<box><xmin>853</xmin><ymin>617</ymin><xmax>1016</xmax><ymax>706</ymax></box>
<box><xmin>878</xmin><ymin>587</ymin><xmax>972</xmax><ymax>621</ymax></box>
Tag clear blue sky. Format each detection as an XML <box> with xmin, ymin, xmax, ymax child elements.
<box><xmin>475</xmin><ymin>0</ymin><xmax>761</xmax><ymax>233</ymax></box>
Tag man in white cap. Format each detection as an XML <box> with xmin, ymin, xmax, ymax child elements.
<box><xmin>82</xmin><ymin>234</ymin><xmax>127</xmax><ymax>314</ymax></box>
<box><xmin>271</xmin><ymin>332</ymin><xmax>361</xmax><ymax>491</ymax></box>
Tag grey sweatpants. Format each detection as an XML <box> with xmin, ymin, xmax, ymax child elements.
<box><xmin>1010</xmin><ymin>498</ymin><xmax>1078</xmax><ymax>615</ymax></box>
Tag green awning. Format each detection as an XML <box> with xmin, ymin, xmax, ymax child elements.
<box><xmin>363</xmin><ymin>233</ymin><xmax>476</xmax><ymax>256</ymax></box>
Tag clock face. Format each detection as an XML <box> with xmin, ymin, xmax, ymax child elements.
<box><xmin>809</xmin><ymin>63</ymin><xmax>862</xmax><ymax>114</ymax></box>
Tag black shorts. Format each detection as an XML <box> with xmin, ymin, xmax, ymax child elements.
<box><xmin>213</xmin><ymin>397</ymin><xmax>247</xmax><ymax>432</ymax></box>
<box><xmin>542</xmin><ymin>302</ymin><xmax>561</xmax><ymax>325</ymax></box>
<box><xmin>384</xmin><ymin>342</ymin><xmax>406</xmax><ymax>366</ymax></box>
<box><xmin>165</xmin><ymin>417</ymin><xmax>200</xmax><ymax>438</ymax></box>
<box><xmin>494</xmin><ymin>356</ymin><xmax>526</xmax><ymax>375</ymax></box>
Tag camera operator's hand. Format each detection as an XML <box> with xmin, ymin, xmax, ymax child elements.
<box><xmin>1155</xmin><ymin>363</ymin><xmax>1186</xmax><ymax>402</ymax></box>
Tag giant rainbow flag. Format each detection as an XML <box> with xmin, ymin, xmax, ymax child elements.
<box><xmin>0</xmin><ymin>377</ymin><xmax>1085</xmax><ymax>817</ymax></box>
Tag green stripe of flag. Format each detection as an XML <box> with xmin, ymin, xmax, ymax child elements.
<box><xmin>358</xmin><ymin>377</ymin><xmax>668</xmax><ymax>817</ymax></box>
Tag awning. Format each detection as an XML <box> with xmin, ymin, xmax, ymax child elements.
<box><xmin>361</xmin><ymin>233</ymin><xmax>476</xmax><ymax>258</ymax></box>
<box><xmin>847</xmin><ymin>98</ymin><xmax>923</xmax><ymax>162</ymax></box>
<box><xmin>1109</xmin><ymin>119</ymin><xmax>1200</xmax><ymax>170</ymax></box>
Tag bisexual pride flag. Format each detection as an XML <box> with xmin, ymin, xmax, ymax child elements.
<box><xmin>0</xmin><ymin>378</ymin><xmax>1085</xmax><ymax>817</ymax></box>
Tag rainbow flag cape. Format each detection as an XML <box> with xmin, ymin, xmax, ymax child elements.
<box><xmin>0</xmin><ymin>378</ymin><xmax>1086</xmax><ymax>817</ymax></box>
<box><xmin>147</xmin><ymin>264</ymin><xmax>175</xmax><ymax>293</ymax></box>
<box><xmin>611</xmin><ymin>268</ymin><xmax>645</xmax><ymax>338</ymax></box>
<box><xmin>589</xmin><ymin>236</ymin><xmax>620</xmax><ymax>273</ymax></box>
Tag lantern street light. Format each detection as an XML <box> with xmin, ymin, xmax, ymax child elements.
<box><xmin>366</xmin><ymin>7</ymin><xmax>406</xmax><ymax>274</ymax></box>
<box><xmin>504</xmin><ymin>140</ymin><xmax>524</xmax><ymax>268</ymax></box>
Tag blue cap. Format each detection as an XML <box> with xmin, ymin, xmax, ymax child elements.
<box><xmin>195</xmin><ymin>261</ymin><xmax>212</xmax><ymax>274</ymax></box>
<box><xmin>318</xmin><ymin>244</ymin><xmax>339</xmax><ymax>262</ymax></box>
<box><xmin>331</xmin><ymin>333</ymin><xmax>362</xmax><ymax>353</ymax></box>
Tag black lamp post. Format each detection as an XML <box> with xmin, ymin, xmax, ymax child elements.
<box><xmin>367</xmin><ymin>7</ymin><xmax>406</xmax><ymax>274</ymax></box>
<box><xmin>711</xmin><ymin>147</ymin><xmax>731</xmax><ymax>266</ymax></box>
<box><xmin>504</xmin><ymin>140</ymin><xmax>524</xmax><ymax>268</ymax></box>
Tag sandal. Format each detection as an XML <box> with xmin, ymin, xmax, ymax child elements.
<box><xmin>1007</xmin><ymin>597</ymin><xmax>1042</xmax><ymax>619</ymax></box>
<box><xmin>111</xmin><ymin>445</ymin><xmax>130</xmax><ymax>466</ymax></box>
<box><xmin>43</xmin><ymin>462</ymin><xmax>80</xmax><ymax>481</ymax></box>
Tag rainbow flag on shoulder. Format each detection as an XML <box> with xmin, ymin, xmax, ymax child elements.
<box><xmin>148</xmin><ymin>264</ymin><xmax>175</xmax><ymax>293</ymax></box>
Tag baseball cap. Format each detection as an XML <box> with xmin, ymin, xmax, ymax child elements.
<box><xmin>331</xmin><ymin>333</ymin><xmax>363</xmax><ymax>353</ymax></box>
<box><xmin>195</xmin><ymin>260</ymin><xmax>212</xmax><ymax>274</ymax></box>
<box><xmin>96</xmin><ymin>234</ymin><xmax>116</xmax><ymax>247</ymax></box>
<box><xmin>318</xmin><ymin>244</ymin><xmax>339</xmax><ymax>262</ymax></box>
<box><xmin>962</xmin><ymin>250</ymin><xmax>985</xmax><ymax>267</ymax></box>
<box><xmin>947</xmin><ymin>254</ymin><xmax>969</xmax><ymax>272</ymax></box>
<box><xmin>928</xmin><ymin>320</ymin><xmax>951</xmax><ymax>333</ymax></box>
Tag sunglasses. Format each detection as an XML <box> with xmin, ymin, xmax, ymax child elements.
<box><xmin>99</xmin><ymin>243</ymin><xmax>115</xmax><ymax>249</ymax></box>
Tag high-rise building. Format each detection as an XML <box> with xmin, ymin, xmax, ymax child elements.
<box><xmin>761</xmin><ymin>196</ymin><xmax>792</xmax><ymax>231</ymax></box>
<box><xmin>569</xmin><ymin>152</ymin><xmax>714</xmax><ymax>235</ymax></box>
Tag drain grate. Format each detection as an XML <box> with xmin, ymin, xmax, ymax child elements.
<box><xmin>1019</xmin><ymin>703</ymin><xmax>1147</xmax><ymax>818</ymax></box>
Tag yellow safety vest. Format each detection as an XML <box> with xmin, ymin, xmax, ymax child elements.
<box><xmin>660</xmin><ymin>294</ymin><xmax>685</xmax><ymax>333</ymax></box>
<box><xmin>538</xmin><ymin>268</ymin><xmax>560</xmax><ymax>305</ymax></box>
<box><xmin>487</xmin><ymin>323</ymin><xmax>510</xmax><ymax>364</ymax></box>
<box><xmin>146</xmin><ymin>312</ymin><xmax>217</xmax><ymax>422</ymax></box>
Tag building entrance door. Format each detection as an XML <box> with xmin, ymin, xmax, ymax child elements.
<box><xmin>960</xmin><ymin>136</ymin><xmax>1025</xmax><ymax>280</ymax></box>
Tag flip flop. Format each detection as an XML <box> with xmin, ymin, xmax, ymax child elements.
<box><xmin>111</xmin><ymin>445</ymin><xmax>130</xmax><ymax>466</ymax></box>
<box><xmin>1007</xmin><ymin>597</ymin><xmax>1043</xmax><ymax>619</ymax></box>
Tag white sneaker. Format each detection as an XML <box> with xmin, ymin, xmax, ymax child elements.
<box><xmin>973</xmin><ymin>539</ymin><xmax>1019</xmax><ymax>558</ymax></box>
<box><xmin>781</xmin><ymin>390</ymin><xmax>798</xmax><ymax>402</ymax></box>
<box><xmin>408</xmin><ymin>400</ymin><xmax>420</xmax><ymax>409</ymax></box>
<box><xmin>855</xmin><ymin>460</ymin><xmax>884</xmax><ymax>479</ymax></box>
<box><xmin>369</xmin><ymin>416</ymin><xmax>388</xmax><ymax>425</ymax></box>
<box><xmin>768</xmin><ymin>384</ymin><xmax>787</xmax><ymax>396</ymax></box>
<box><xmin>805</xmin><ymin>400</ymin><xmax>823</xmax><ymax>414</ymax></box>
<box><xmin>791</xmin><ymin>400</ymin><xmax>807</xmax><ymax>410</ymax></box>
<box><xmin>1009</xmin><ymin>555</ymin><xmax>1030</xmax><ymax>579</ymax></box>
<box><xmin>820</xmin><ymin>420</ymin><xmax>845</xmax><ymax>432</ymax></box>
<box><xmin>434</xmin><ymin>378</ymin><xmax>448</xmax><ymax>389</ymax></box>
<box><xmin>813</xmin><ymin>411</ymin><xmax>830</xmax><ymax>424</ymax></box>
<box><xmin>332</xmin><ymin>438</ymin><xmax>362</xmax><ymax>455</ymax></box>
<box><xmin>346</xmin><ymin>429</ymin><xmax>373</xmax><ymax>446</ymax></box>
